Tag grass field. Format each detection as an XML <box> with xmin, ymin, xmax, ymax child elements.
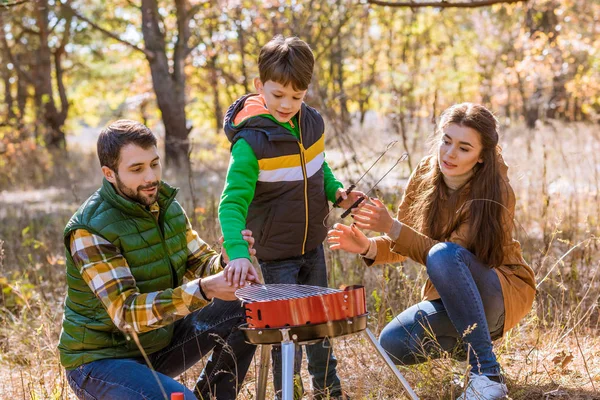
<box><xmin>1</xmin><ymin>120</ymin><xmax>599</xmax><ymax>399</ymax></box>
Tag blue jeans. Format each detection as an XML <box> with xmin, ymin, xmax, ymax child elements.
<box><xmin>259</xmin><ymin>245</ymin><xmax>342</xmax><ymax>399</ymax></box>
<box><xmin>379</xmin><ymin>242</ymin><xmax>505</xmax><ymax>376</ymax></box>
<box><xmin>66</xmin><ymin>299</ymin><xmax>256</xmax><ymax>400</ymax></box>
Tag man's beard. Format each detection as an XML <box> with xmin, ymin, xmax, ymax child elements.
<box><xmin>115</xmin><ymin>175</ymin><xmax>160</xmax><ymax>206</ymax></box>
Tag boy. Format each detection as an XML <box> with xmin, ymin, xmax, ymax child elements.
<box><xmin>219</xmin><ymin>35</ymin><xmax>361</xmax><ymax>399</ymax></box>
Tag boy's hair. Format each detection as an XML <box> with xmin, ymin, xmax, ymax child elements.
<box><xmin>97</xmin><ymin>119</ymin><xmax>157</xmax><ymax>172</ymax></box>
<box><xmin>258</xmin><ymin>35</ymin><xmax>314</xmax><ymax>91</ymax></box>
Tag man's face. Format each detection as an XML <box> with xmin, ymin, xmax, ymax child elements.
<box><xmin>102</xmin><ymin>144</ymin><xmax>162</xmax><ymax>206</ymax></box>
<box><xmin>255</xmin><ymin>79</ymin><xmax>307</xmax><ymax>123</ymax></box>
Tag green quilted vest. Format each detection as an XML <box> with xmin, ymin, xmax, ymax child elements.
<box><xmin>58</xmin><ymin>179</ymin><xmax>189</xmax><ymax>369</ymax></box>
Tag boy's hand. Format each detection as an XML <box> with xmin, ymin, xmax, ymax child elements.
<box><xmin>223</xmin><ymin>258</ymin><xmax>260</xmax><ymax>288</ymax></box>
<box><xmin>336</xmin><ymin>188</ymin><xmax>365</xmax><ymax>210</ymax></box>
<box><xmin>220</xmin><ymin>229</ymin><xmax>256</xmax><ymax>264</ymax></box>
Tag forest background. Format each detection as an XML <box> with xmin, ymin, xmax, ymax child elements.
<box><xmin>1</xmin><ymin>0</ymin><xmax>599</xmax><ymax>398</ymax></box>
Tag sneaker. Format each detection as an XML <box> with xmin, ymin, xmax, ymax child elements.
<box><xmin>458</xmin><ymin>373</ymin><xmax>508</xmax><ymax>400</ymax></box>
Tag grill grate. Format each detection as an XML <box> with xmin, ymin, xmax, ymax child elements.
<box><xmin>236</xmin><ymin>284</ymin><xmax>340</xmax><ymax>303</ymax></box>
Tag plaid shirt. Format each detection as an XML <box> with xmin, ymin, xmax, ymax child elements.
<box><xmin>69</xmin><ymin>203</ymin><xmax>222</xmax><ymax>333</ymax></box>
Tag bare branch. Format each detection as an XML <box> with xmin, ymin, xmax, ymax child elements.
<box><xmin>125</xmin><ymin>0</ymin><xmax>141</xmax><ymax>9</ymax></box>
<box><xmin>0</xmin><ymin>13</ymin><xmax>33</xmax><ymax>82</ymax></box>
<box><xmin>0</xmin><ymin>0</ymin><xmax>30</xmax><ymax>9</ymax></box>
<box><xmin>367</xmin><ymin>0</ymin><xmax>528</xmax><ymax>8</ymax></box>
<box><xmin>13</xmin><ymin>20</ymin><xmax>39</xmax><ymax>35</ymax></box>
<box><xmin>65</xmin><ymin>4</ymin><xmax>154</xmax><ymax>59</ymax></box>
<box><xmin>187</xmin><ymin>0</ymin><xmax>206</xmax><ymax>19</ymax></box>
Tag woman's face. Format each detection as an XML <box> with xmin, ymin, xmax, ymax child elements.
<box><xmin>438</xmin><ymin>123</ymin><xmax>484</xmax><ymax>177</ymax></box>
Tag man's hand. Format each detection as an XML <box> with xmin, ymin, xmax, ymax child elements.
<box><xmin>220</xmin><ymin>229</ymin><xmax>256</xmax><ymax>264</ymax></box>
<box><xmin>336</xmin><ymin>188</ymin><xmax>365</xmax><ymax>210</ymax></box>
<box><xmin>223</xmin><ymin>258</ymin><xmax>259</xmax><ymax>288</ymax></box>
<box><xmin>200</xmin><ymin>272</ymin><xmax>240</xmax><ymax>301</ymax></box>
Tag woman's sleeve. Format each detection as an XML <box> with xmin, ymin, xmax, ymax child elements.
<box><xmin>364</xmin><ymin>159</ymin><xmax>426</xmax><ymax>266</ymax></box>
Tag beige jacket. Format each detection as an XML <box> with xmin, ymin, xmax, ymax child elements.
<box><xmin>369</xmin><ymin>155</ymin><xmax>536</xmax><ymax>335</ymax></box>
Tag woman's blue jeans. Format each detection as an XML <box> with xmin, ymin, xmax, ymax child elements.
<box><xmin>65</xmin><ymin>299</ymin><xmax>256</xmax><ymax>400</ymax></box>
<box><xmin>379</xmin><ymin>242</ymin><xmax>505</xmax><ymax>376</ymax></box>
<box><xmin>259</xmin><ymin>244</ymin><xmax>342</xmax><ymax>399</ymax></box>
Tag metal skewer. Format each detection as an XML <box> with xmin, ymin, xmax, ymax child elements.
<box><xmin>339</xmin><ymin>152</ymin><xmax>408</xmax><ymax>218</ymax></box>
<box><xmin>323</xmin><ymin>141</ymin><xmax>400</xmax><ymax>226</ymax></box>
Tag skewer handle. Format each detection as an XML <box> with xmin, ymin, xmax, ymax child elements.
<box><xmin>340</xmin><ymin>196</ymin><xmax>365</xmax><ymax>218</ymax></box>
<box><xmin>332</xmin><ymin>184</ymin><xmax>356</xmax><ymax>207</ymax></box>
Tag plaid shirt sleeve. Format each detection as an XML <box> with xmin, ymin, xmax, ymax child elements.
<box><xmin>70</xmin><ymin>227</ymin><xmax>219</xmax><ymax>334</ymax></box>
<box><xmin>183</xmin><ymin>217</ymin><xmax>224</xmax><ymax>281</ymax></box>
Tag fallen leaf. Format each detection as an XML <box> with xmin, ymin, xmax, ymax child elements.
<box><xmin>552</xmin><ymin>350</ymin><xmax>574</xmax><ymax>369</ymax></box>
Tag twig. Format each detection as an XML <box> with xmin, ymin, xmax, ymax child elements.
<box><xmin>0</xmin><ymin>0</ymin><xmax>29</xmax><ymax>9</ymax></box>
<box><xmin>187</xmin><ymin>138</ymin><xmax>197</xmax><ymax>224</ymax></box>
<box><xmin>65</xmin><ymin>4</ymin><xmax>154</xmax><ymax>60</ymax></box>
<box><xmin>573</xmin><ymin>329</ymin><xmax>596</xmax><ymax>392</ymax></box>
<box><xmin>125</xmin><ymin>326</ymin><xmax>169</xmax><ymax>399</ymax></box>
<box><xmin>367</xmin><ymin>0</ymin><xmax>528</xmax><ymax>8</ymax></box>
<box><xmin>537</xmin><ymin>237</ymin><xmax>599</xmax><ymax>288</ymax></box>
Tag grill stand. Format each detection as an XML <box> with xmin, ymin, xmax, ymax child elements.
<box><xmin>256</xmin><ymin>344</ymin><xmax>271</xmax><ymax>400</ymax></box>
<box><xmin>246</xmin><ymin>322</ymin><xmax>419</xmax><ymax>400</ymax></box>
<box><xmin>280</xmin><ymin>328</ymin><xmax>295</xmax><ymax>400</ymax></box>
<box><xmin>364</xmin><ymin>328</ymin><xmax>419</xmax><ymax>400</ymax></box>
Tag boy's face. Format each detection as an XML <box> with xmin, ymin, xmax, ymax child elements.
<box><xmin>255</xmin><ymin>78</ymin><xmax>307</xmax><ymax>123</ymax></box>
<box><xmin>102</xmin><ymin>144</ymin><xmax>162</xmax><ymax>206</ymax></box>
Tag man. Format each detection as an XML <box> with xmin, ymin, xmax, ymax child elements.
<box><xmin>58</xmin><ymin>120</ymin><xmax>258</xmax><ymax>399</ymax></box>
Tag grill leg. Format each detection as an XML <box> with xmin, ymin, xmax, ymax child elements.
<box><xmin>256</xmin><ymin>344</ymin><xmax>271</xmax><ymax>400</ymax></box>
<box><xmin>363</xmin><ymin>328</ymin><xmax>419</xmax><ymax>400</ymax></box>
<box><xmin>280</xmin><ymin>329</ymin><xmax>295</xmax><ymax>400</ymax></box>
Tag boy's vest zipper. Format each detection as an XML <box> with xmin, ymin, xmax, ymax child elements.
<box><xmin>296</xmin><ymin>109</ymin><xmax>309</xmax><ymax>255</ymax></box>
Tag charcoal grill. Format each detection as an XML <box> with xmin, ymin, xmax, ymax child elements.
<box><xmin>236</xmin><ymin>284</ymin><xmax>419</xmax><ymax>400</ymax></box>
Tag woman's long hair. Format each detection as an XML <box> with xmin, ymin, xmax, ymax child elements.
<box><xmin>408</xmin><ymin>103</ymin><xmax>507</xmax><ymax>267</ymax></box>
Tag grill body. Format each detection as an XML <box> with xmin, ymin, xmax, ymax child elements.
<box><xmin>236</xmin><ymin>284</ymin><xmax>420</xmax><ymax>400</ymax></box>
<box><xmin>236</xmin><ymin>284</ymin><xmax>366</xmax><ymax>329</ymax></box>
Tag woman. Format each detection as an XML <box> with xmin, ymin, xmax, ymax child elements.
<box><xmin>327</xmin><ymin>103</ymin><xmax>535</xmax><ymax>399</ymax></box>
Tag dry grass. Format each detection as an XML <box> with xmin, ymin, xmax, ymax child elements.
<box><xmin>1</xmin><ymin>121</ymin><xmax>599</xmax><ymax>399</ymax></box>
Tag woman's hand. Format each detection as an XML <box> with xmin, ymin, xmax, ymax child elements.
<box><xmin>327</xmin><ymin>223</ymin><xmax>370</xmax><ymax>254</ymax></box>
<box><xmin>352</xmin><ymin>198</ymin><xmax>394</xmax><ymax>234</ymax></box>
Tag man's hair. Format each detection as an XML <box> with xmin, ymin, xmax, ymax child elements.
<box><xmin>97</xmin><ymin>120</ymin><xmax>157</xmax><ymax>172</ymax></box>
<box><xmin>258</xmin><ymin>35</ymin><xmax>314</xmax><ymax>91</ymax></box>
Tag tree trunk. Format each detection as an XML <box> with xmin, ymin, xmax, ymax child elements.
<box><xmin>208</xmin><ymin>55</ymin><xmax>223</xmax><ymax>135</ymax></box>
<box><xmin>235</xmin><ymin>7</ymin><xmax>249</xmax><ymax>93</ymax></box>
<box><xmin>35</xmin><ymin>0</ymin><xmax>67</xmax><ymax>149</ymax></box>
<box><xmin>334</xmin><ymin>36</ymin><xmax>349</xmax><ymax>129</ymax></box>
<box><xmin>140</xmin><ymin>0</ymin><xmax>190</xmax><ymax>168</ymax></box>
<box><xmin>0</xmin><ymin>58</ymin><xmax>15</xmax><ymax>123</ymax></box>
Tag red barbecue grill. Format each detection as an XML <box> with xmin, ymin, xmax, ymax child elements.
<box><xmin>236</xmin><ymin>284</ymin><xmax>419</xmax><ymax>400</ymax></box>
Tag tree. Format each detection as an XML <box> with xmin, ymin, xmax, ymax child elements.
<box><xmin>1</xmin><ymin>0</ymin><xmax>73</xmax><ymax>150</ymax></box>
<box><xmin>68</xmin><ymin>0</ymin><xmax>201</xmax><ymax>168</ymax></box>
